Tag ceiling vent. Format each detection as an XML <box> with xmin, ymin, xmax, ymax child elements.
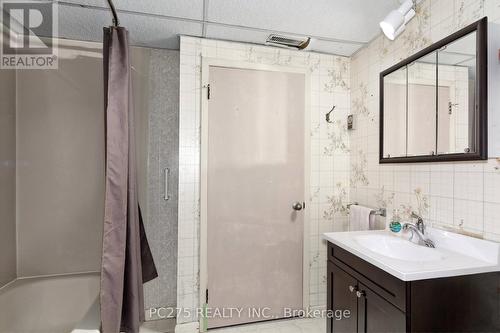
<box><xmin>266</xmin><ymin>34</ymin><xmax>311</xmax><ymax>50</ymax></box>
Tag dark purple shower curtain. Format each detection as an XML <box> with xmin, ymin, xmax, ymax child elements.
<box><xmin>100</xmin><ymin>26</ymin><xmax>157</xmax><ymax>333</ymax></box>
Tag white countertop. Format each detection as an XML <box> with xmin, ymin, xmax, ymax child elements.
<box><xmin>323</xmin><ymin>227</ymin><xmax>500</xmax><ymax>281</ymax></box>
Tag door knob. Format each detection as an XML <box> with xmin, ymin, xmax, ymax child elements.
<box><xmin>292</xmin><ymin>202</ymin><xmax>303</xmax><ymax>211</ymax></box>
<box><xmin>356</xmin><ymin>290</ymin><xmax>366</xmax><ymax>298</ymax></box>
<box><xmin>349</xmin><ymin>285</ymin><xmax>357</xmax><ymax>293</ymax></box>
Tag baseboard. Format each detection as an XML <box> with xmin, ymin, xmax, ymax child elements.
<box><xmin>174</xmin><ymin>321</ymin><xmax>199</xmax><ymax>333</ymax></box>
<box><xmin>142</xmin><ymin>318</ymin><xmax>176</xmax><ymax>332</ymax></box>
<box><xmin>308</xmin><ymin>304</ymin><xmax>326</xmax><ymax>312</ymax></box>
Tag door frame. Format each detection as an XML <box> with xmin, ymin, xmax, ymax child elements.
<box><xmin>199</xmin><ymin>57</ymin><xmax>311</xmax><ymax>331</ymax></box>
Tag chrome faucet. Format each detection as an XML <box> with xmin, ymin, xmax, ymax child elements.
<box><xmin>403</xmin><ymin>222</ymin><xmax>435</xmax><ymax>248</ymax></box>
<box><xmin>404</xmin><ymin>212</ymin><xmax>434</xmax><ymax>248</ymax></box>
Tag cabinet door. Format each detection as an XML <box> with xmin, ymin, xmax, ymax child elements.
<box><xmin>327</xmin><ymin>261</ymin><xmax>333</xmax><ymax>333</ymax></box>
<box><xmin>357</xmin><ymin>283</ymin><xmax>406</xmax><ymax>333</ymax></box>
<box><xmin>328</xmin><ymin>262</ymin><xmax>358</xmax><ymax>333</ymax></box>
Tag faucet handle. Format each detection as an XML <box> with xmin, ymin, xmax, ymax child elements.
<box><xmin>410</xmin><ymin>211</ymin><xmax>422</xmax><ymax>220</ymax></box>
<box><xmin>411</xmin><ymin>212</ymin><xmax>425</xmax><ymax>232</ymax></box>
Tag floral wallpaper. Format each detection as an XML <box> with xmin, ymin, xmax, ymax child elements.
<box><xmin>394</xmin><ymin>188</ymin><xmax>430</xmax><ymax>222</ymax></box>
<box><xmin>350</xmin><ymin>150</ymin><xmax>369</xmax><ymax>188</ymax></box>
<box><xmin>324</xmin><ymin>58</ymin><xmax>349</xmax><ymax>92</ymax></box>
<box><xmin>351</xmin><ymin>82</ymin><xmax>372</xmax><ymax>120</ymax></box>
<box><xmin>323</xmin><ymin>182</ymin><xmax>349</xmax><ymax>220</ymax></box>
<box><xmin>375</xmin><ymin>186</ymin><xmax>395</xmax><ymax>209</ymax></box>
<box><xmin>324</xmin><ymin>118</ymin><xmax>349</xmax><ymax>155</ymax></box>
<box><xmin>401</xmin><ymin>3</ymin><xmax>431</xmax><ymax>55</ymax></box>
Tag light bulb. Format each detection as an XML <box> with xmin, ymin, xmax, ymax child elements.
<box><xmin>380</xmin><ymin>0</ymin><xmax>416</xmax><ymax>40</ymax></box>
<box><xmin>380</xmin><ymin>10</ymin><xmax>405</xmax><ymax>40</ymax></box>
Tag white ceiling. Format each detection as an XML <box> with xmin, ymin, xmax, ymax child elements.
<box><xmin>51</xmin><ymin>0</ymin><xmax>400</xmax><ymax>56</ymax></box>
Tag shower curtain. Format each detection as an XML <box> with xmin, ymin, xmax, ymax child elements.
<box><xmin>100</xmin><ymin>26</ymin><xmax>158</xmax><ymax>333</ymax></box>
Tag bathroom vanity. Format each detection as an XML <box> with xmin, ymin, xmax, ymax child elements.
<box><xmin>324</xmin><ymin>229</ymin><xmax>500</xmax><ymax>333</ymax></box>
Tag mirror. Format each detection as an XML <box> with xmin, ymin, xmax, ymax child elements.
<box><xmin>437</xmin><ymin>31</ymin><xmax>477</xmax><ymax>155</ymax></box>
<box><xmin>407</xmin><ymin>52</ymin><xmax>437</xmax><ymax>157</ymax></box>
<box><xmin>380</xmin><ymin>18</ymin><xmax>487</xmax><ymax>163</ymax></box>
<box><xmin>383</xmin><ymin>66</ymin><xmax>406</xmax><ymax>158</ymax></box>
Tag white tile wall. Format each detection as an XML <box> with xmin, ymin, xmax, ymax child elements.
<box><xmin>178</xmin><ymin>36</ymin><xmax>351</xmax><ymax>323</ymax></box>
<box><xmin>350</xmin><ymin>0</ymin><xmax>500</xmax><ymax>238</ymax></box>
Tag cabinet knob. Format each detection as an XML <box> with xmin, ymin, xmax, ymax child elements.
<box><xmin>348</xmin><ymin>285</ymin><xmax>357</xmax><ymax>293</ymax></box>
<box><xmin>356</xmin><ymin>290</ymin><xmax>366</xmax><ymax>298</ymax></box>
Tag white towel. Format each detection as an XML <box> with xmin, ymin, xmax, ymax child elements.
<box><xmin>349</xmin><ymin>205</ymin><xmax>375</xmax><ymax>231</ymax></box>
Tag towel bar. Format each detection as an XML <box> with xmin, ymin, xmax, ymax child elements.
<box><xmin>347</xmin><ymin>202</ymin><xmax>386</xmax><ymax>217</ymax></box>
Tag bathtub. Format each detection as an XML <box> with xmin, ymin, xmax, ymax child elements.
<box><xmin>72</xmin><ymin>299</ymin><xmax>164</xmax><ymax>333</ymax></box>
<box><xmin>0</xmin><ymin>272</ymin><xmax>164</xmax><ymax>333</ymax></box>
<box><xmin>0</xmin><ymin>272</ymin><xmax>100</xmax><ymax>333</ymax></box>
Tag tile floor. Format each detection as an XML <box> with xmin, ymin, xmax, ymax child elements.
<box><xmin>208</xmin><ymin>318</ymin><xmax>325</xmax><ymax>333</ymax></box>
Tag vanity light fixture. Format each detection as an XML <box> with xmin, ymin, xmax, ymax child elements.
<box><xmin>379</xmin><ymin>0</ymin><xmax>417</xmax><ymax>40</ymax></box>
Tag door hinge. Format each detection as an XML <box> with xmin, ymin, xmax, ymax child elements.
<box><xmin>206</xmin><ymin>289</ymin><xmax>209</xmax><ymax>304</ymax></box>
<box><xmin>206</xmin><ymin>84</ymin><xmax>211</xmax><ymax>100</ymax></box>
<box><xmin>448</xmin><ymin>101</ymin><xmax>458</xmax><ymax>115</ymax></box>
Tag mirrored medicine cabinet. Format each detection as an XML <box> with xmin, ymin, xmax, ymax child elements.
<box><xmin>380</xmin><ymin>17</ymin><xmax>487</xmax><ymax>163</ymax></box>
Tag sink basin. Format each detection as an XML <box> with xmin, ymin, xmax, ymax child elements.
<box><xmin>354</xmin><ymin>234</ymin><xmax>444</xmax><ymax>262</ymax></box>
<box><xmin>323</xmin><ymin>227</ymin><xmax>500</xmax><ymax>281</ymax></box>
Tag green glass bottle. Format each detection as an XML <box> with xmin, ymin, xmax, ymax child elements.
<box><xmin>389</xmin><ymin>218</ymin><xmax>402</xmax><ymax>233</ymax></box>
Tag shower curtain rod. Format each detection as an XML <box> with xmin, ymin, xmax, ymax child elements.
<box><xmin>106</xmin><ymin>0</ymin><xmax>119</xmax><ymax>27</ymax></box>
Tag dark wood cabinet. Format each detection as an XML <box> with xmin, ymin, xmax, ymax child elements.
<box><xmin>328</xmin><ymin>261</ymin><xmax>405</xmax><ymax>333</ymax></box>
<box><xmin>360</xmin><ymin>282</ymin><xmax>405</xmax><ymax>333</ymax></box>
<box><xmin>327</xmin><ymin>242</ymin><xmax>500</xmax><ymax>333</ymax></box>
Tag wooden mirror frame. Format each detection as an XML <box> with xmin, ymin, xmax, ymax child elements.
<box><xmin>379</xmin><ymin>17</ymin><xmax>487</xmax><ymax>163</ymax></box>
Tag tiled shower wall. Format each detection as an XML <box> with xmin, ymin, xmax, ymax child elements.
<box><xmin>178</xmin><ymin>36</ymin><xmax>351</xmax><ymax>323</ymax></box>
<box><xmin>349</xmin><ymin>0</ymin><xmax>500</xmax><ymax>241</ymax></box>
<box><xmin>138</xmin><ymin>48</ymin><xmax>180</xmax><ymax>313</ymax></box>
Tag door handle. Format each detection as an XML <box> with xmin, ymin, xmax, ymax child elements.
<box><xmin>356</xmin><ymin>290</ymin><xmax>366</xmax><ymax>298</ymax></box>
<box><xmin>292</xmin><ymin>202</ymin><xmax>303</xmax><ymax>211</ymax></box>
<box><xmin>349</xmin><ymin>285</ymin><xmax>357</xmax><ymax>293</ymax></box>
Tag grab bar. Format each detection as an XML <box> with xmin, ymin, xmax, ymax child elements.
<box><xmin>164</xmin><ymin>168</ymin><xmax>170</xmax><ymax>201</ymax></box>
